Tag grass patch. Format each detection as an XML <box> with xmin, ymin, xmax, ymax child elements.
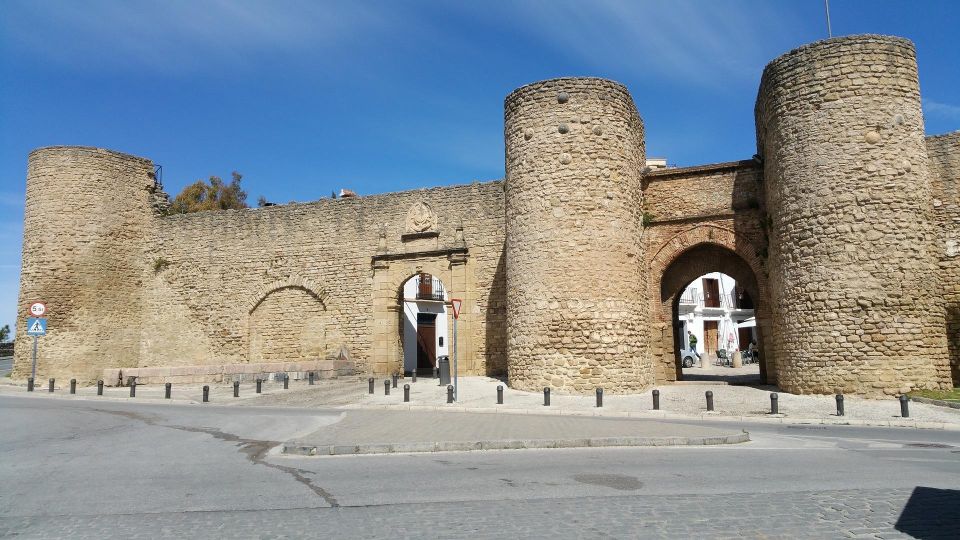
<box><xmin>908</xmin><ymin>388</ymin><xmax>960</xmax><ymax>402</ymax></box>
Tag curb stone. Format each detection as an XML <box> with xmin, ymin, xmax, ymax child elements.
<box><xmin>280</xmin><ymin>431</ymin><xmax>751</xmax><ymax>456</ymax></box>
<box><xmin>909</xmin><ymin>396</ymin><xmax>960</xmax><ymax>410</ymax></box>
<box><xmin>341</xmin><ymin>403</ymin><xmax>960</xmax><ymax>431</ymax></box>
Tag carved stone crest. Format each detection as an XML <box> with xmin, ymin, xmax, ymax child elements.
<box><xmin>405</xmin><ymin>201</ymin><xmax>438</xmax><ymax>233</ymax></box>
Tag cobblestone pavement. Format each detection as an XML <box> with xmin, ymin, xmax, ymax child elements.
<box><xmin>1</xmin><ymin>487</ymin><xmax>957</xmax><ymax>539</ymax></box>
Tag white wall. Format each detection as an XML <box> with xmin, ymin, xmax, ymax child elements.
<box><xmin>679</xmin><ymin>272</ymin><xmax>754</xmax><ymax>355</ymax></box>
<box><xmin>401</xmin><ymin>277</ymin><xmax>449</xmax><ymax>373</ymax></box>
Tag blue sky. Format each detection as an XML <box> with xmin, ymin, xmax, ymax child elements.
<box><xmin>1</xmin><ymin>0</ymin><xmax>959</xmax><ymax>333</ymax></box>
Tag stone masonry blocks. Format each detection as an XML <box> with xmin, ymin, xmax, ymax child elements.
<box><xmin>756</xmin><ymin>35</ymin><xmax>951</xmax><ymax>396</ymax></box>
<box><xmin>504</xmin><ymin>77</ymin><xmax>653</xmax><ymax>394</ymax></box>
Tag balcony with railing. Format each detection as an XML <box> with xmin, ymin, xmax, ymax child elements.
<box><xmin>414</xmin><ymin>274</ymin><xmax>446</xmax><ymax>301</ymax></box>
<box><xmin>678</xmin><ymin>288</ymin><xmax>753</xmax><ymax>310</ymax></box>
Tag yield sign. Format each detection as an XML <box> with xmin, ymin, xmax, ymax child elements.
<box><xmin>450</xmin><ymin>298</ymin><xmax>463</xmax><ymax>319</ymax></box>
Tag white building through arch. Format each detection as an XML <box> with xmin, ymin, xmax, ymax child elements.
<box><xmin>677</xmin><ymin>272</ymin><xmax>757</xmax><ymax>366</ymax></box>
<box><xmin>402</xmin><ymin>273</ymin><xmax>450</xmax><ymax>375</ymax></box>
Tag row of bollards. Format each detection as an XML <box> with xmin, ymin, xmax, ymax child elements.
<box><xmin>25</xmin><ymin>375</ymin><xmax>291</xmax><ymax>403</ymax></box>
<box><xmin>20</xmin><ymin>374</ymin><xmax>906</xmax><ymax>418</ymax></box>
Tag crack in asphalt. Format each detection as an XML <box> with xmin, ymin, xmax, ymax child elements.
<box><xmin>93</xmin><ymin>407</ymin><xmax>340</xmax><ymax>507</ymax></box>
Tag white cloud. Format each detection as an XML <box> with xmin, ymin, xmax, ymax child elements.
<box><xmin>1</xmin><ymin>0</ymin><xmax>409</xmax><ymax>73</ymax></box>
<box><xmin>924</xmin><ymin>99</ymin><xmax>960</xmax><ymax>120</ymax></box>
<box><xmin>453</xmin><ymin>0</ymin><xmax>798</xmax><ymax>87</ymax></box>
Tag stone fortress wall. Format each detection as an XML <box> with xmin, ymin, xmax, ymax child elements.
<box><xmin>927</xmin><ymin>132</ymin><xmax>960</xmax><ymax>384</ymax></box>
<box><xmin>755</xmin><ymin>35</ymin><xmax>951</xmax><ymax>395</ymax></box>
<box><xmin>504</xmin><ymin>78</ymin><xmax>652</xmax><ymax>393</ymax></box>
<box><xmin>13</xmin><ymin>34</ymin><xmax>960</xmax><ymax>396</ymax></box>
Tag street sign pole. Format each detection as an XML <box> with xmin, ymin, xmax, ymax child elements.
<box><xmin>450</xmin><ymin>298</ymin><xmax>463</xmax><ymax>402</ymax></box>
<box><xmin>26</xmin><ymin>315</ymin><xmax>48</xmax><ymax>379</ymax></box>
<box><xmin>453</xmin><ymin>316</ymin><xmax>458</xmax><ymax>402</ymax></box>
<box><xmin>31</xmin><ymin>335</ymin><xmax>38</xmax><ymax>380</ymax></box>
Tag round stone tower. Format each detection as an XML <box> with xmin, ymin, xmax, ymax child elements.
<box><xmin>13</xmin><ymin>147</ymin><xmax>157</xmax><ymax>382</ymax></box>
<box><xmin>755</xmin><ymin>35</ymin><xmax>951</xmax><ymax>395</ymax></box>
<box><xmin>504</xmin><ymin>77</ymin><xmax>652</xmax><ymax>394</ymax></box>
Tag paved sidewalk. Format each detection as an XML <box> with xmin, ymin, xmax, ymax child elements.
<box><xmin>0</xmin><ymin>377</ymin><xmax>366</xmax><ymax>407</ymax></box>
<box><xmin>349</xmin><ymin>376</ymin><xmax>960</xmax><ymax>430</ymax></box>
<box><xmin>4</xmin><ymin>374</ymin><xmax>958</xmax><ymax>430</ymax></box>
<box><xmin>281</xmin><ymin>409</ymin><xmax>748</xmax><ymax>456</ymax></box>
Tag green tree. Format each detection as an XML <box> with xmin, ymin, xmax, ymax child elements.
<box><xmin>167</xmin><ymin>171</ymin><xmax>249</xmax><ymax>214</ymax></box>
<box><xmin>0</xmin><ymin>324</ymin><xmax>10</xmax><ymax>343</ymax></box>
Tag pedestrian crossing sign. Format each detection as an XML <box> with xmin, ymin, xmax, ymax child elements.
<box><xmin>26</xmin><ymin>317</ymin><xmax>47</xmax><ymax>336</ymax></box>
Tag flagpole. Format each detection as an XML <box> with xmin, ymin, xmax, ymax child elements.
<box><xmin>824</xmin><ymin>0</ymin><xmax>833</xmax><ymax>38</ymax></box>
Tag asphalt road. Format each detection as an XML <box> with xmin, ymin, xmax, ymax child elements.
<box><xmin>1</xmin><ymin>395</ymin><xmax>958</xmax><ymax>538</ymax></box>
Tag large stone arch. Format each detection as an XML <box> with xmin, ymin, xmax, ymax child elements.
<box><xmin>647</xmin><ymin>224</ymin><xmax>775</xmax><ymax>384</ymax></box>
<box><xmin>246</xmin><ymin>276</ymin><xmax>338</xmax><ymax>363</ymax></box>
<box><xmin>247</xmin><ymin>276</ymin><xmax>329</xmax><ymax>314</ymax></box>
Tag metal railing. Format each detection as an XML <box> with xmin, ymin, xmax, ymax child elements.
<box><xmin>414</xmin><ymin>274</ymin><xmax>446</xmax><ymax>301</ymax></box>
<box><xmin>679</xmin><ymin>289</ymin><xmax>751</xmax><ymax>309</ymax></box>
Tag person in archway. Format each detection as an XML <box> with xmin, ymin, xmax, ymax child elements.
<box><xmin>687</xmin><ymin>331</ymin><xmax>700</xmax><ymax>362</ymax></box>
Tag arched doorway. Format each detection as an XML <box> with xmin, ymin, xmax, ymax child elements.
<box><xmin>400</xmin><ymin>272</ymin><xmax>449</xmax><ymax>375</ymax></box>
<box><xmin>673</xmin><ymin>270</ymin><xmax>759</xmax><ymax>382</ymax></box>
<box><xmin>650</xmin><ymin>232</ymin><xmax>774</xmax><ymax>385</ymax></box>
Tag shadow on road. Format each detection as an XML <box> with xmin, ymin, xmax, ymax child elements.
<box><xmin>895</xmin><ymin>486</ymin><xmax>960</xmax><ymax>539</ymax></box>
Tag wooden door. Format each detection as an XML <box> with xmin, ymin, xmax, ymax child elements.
<box><xmin>416</xmin><ymin>313</ymin><xmax>437</xmax><ymax>370</ymax></box>
<box><xmin>703</xmin><ymin>278</ymin><xmax>721</xmax><ymax>307</ymax></box>
<box><xmin>704</xmin><ymin>321</ymin><xmax>718</xmax><ymax>355</ymax></box>
<box><xmin>738</xmin><ymin>328</ymin><xmax>753</xmax><ymax>351</ymax></box>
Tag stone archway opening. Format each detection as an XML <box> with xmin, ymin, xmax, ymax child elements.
<box><xmin>399</xmin><ymin>272</ymin><xmax>450</xmax><ymax>376</ymax></box>
<box><xmin>658</xmin><ymin>243</ymin><xmax>771</xmax><ymax>385</ymax></box>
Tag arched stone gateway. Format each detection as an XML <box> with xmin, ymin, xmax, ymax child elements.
<box><xmin>14</xmin><ymin>35</ymin><xmax>956</xmax><ymax>395</ymax></box>
<box><xmin>649</xmin><ymin>233</ymin><xmax>774</xmax><ymax>385</ymax></box>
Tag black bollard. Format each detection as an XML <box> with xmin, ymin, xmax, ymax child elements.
<box><xmin>447</xmin><ymin>384</ymin><xmax>454</xmax><ymax>403</ymax></box>
<box><xmin>411</xmin><ymin>370</ymin><xmax>417</xmax><ymax>383</ymax></box>
<box><xmin>433</xmin><ymin>368</ymin><xmax>438</xmax><ymax>379</ymax></box>
<box><xmin>130</xmin><ymin>381</ymin><xmax>136</xmax><ymax>398</ymax></box>
<box><xmin>653</xmin><ymin>389</ymin><xmax>660</xmax><ymax>410</ymax></box>
<box><xmin>497</xmin><ymin>385</ymin><xmax>504</xmax><ymax>405</ymax></box>
<box><xmin>256</xmin><ymin>378</ymin><xmax>262</xmax><ymax>394</ymax></box>
<box><xmin>705</xmin><ymin>390</ymin><xmax>714</xmax><ymax>411</ymax></box>
<box><xmin>27</xmin><ymin>377</ymin><xmax>34</xmax><ymax>392</ymax></box>
<box><xmin>49</xmin><ymin>378</ymin><xmax>55</xmax><ymax>393</ymax></box>
<box><xmin>404</xmin><ymin>383</ymin><xmax>410</xmax><ymax>403</ymax></box>
<box><xmin>233</xmin><ymin>381</ymin><xmax>240</xmax><ymax>398</ymax></box>
<box><xmin>836</xmin><ymin>394</ymin><xmax>844</xmax><ymax>416</ymax></box>
<box><xmin>899</xmin><ymin>395</ymin><xmax>909</xmax><ymax>418</ymax></box>
<box><xmin>384</xmin><ymin>380</ymin><xmax>390</xmax><ymax>396</ymax></box>
<box><xmin>770</xmin><ymin>392</ymin><xmax>779</xmax><ymax>414</ymax></box>
<box><xmin>392</xmin><ymin>373</ymin><xmax>398</xmax><ymax>389</ymax></box>
<box><xmin>596</xmin><ymin>388</ymin><xmax>603</xmax><ymax>408</ymax></box>
<box><xmin>164</xmin><ymin>382</ymin><xmax>171</xmax><ymax>399</ymax></box>
<box><xmin>308</xmin><ymin>371</ymin><xmax>315</xmax><ymax>385</ymax></box>
<box><xmin>544</xmin><ymin>387</ymin><xmax>551</xmax><ymax>406</ymax></box>
<box><xmin>368</xmin><ymin>377</ymin><xmax>375</xmax><ymax>394</ymax></box>
<box><xmin>97</xmin><ymin>380</ymin><xmax>104</xmax><ymax>396</ymax></box>
<box><xmin>283</xmin><ymin>374</ymin><xmax>289</xmax><ymax>390</ymax></box>
<box><xmin>70</xmin><ymin>379</ymin><xmax>77</xmax><ymax>395</ymax></box>
<box><xmin>203</xmin><ymin>385</ymin><xmax>209</xmax><ymax>403</ymax></box>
